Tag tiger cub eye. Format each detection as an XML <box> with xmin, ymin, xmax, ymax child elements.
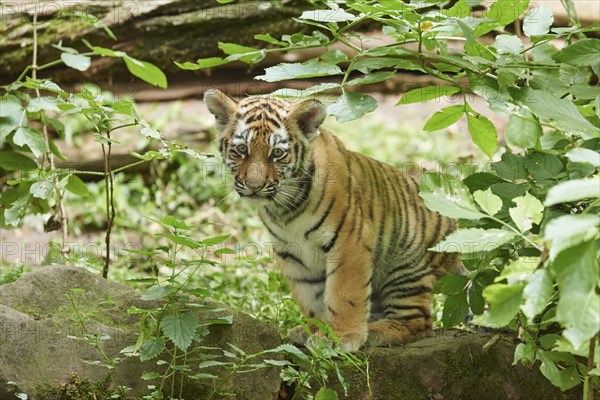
<box><xmin>235</xmin><ymin>144</ymin><xmax>248</xmax><ymax>154</ymax></box>
<box><xmin>271</xmin><ymin>148</ymin><xmax>285</xmax><ymax>158</ymax></box>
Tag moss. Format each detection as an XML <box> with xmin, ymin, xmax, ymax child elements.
<box><xmin>38</xmin><ymin>375</ymin><xmax>132</xmax><ymax>400</ymax></box>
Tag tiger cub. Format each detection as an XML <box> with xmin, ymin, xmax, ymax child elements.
<box><xmin>204</xmin><ymin>89</ymin><xmax>461</xmax><ymax>351</ymax></box>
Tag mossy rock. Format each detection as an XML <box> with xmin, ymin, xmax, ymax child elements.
<box><xmin>0</xmin><ymin>265</ymin><xmax>283</xmax><ymax>399</ymax></box>
<box><xmin>322</xmin><ymin>332</ymin><xmax>581</xmax><ymax>400</ymax></box>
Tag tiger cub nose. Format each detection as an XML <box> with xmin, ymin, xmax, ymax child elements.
<box><xmin>245</xmin><ymin>180</ymin><xmax>265</xmax><ymax>192</ymax></box>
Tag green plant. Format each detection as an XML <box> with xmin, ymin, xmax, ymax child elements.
<box><xmin>120</xmin><ymin>216</ymin><xmax>236</xmax><ymax>399</ymax></box>
<box><xmin>0</xmin><ymin>10</ymin><xmax>197</xmax><ymax>278</ymax></box>
<box><xmin>177</xmin><ymin>0</ymin><xmax>599</xmax><ymax>396</ymax></box>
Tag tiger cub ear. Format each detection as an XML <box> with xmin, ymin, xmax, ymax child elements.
<box><xmin>288</xmin><ymin>99</ymin><xmax>327</xmax><ymax>140</ymax></box>
<box><xmin>204</xmin><ymin>89</ymin><xmax>238</xmax><ymax>133</ymax></box>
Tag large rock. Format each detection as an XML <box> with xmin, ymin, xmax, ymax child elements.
<box><xmin>328</xmin><ymin>332</ymin><xmax>581</xmax><ymax>400</ymax></box>
<box><xmin>0</xmin><ymin>265</ymin><xmax>583</xmax><ymax>400</ymax></box>
<box><xmin>0</xmin><ymin>265</ymin><xmax>283</xmax><ymax>399</ymax></box>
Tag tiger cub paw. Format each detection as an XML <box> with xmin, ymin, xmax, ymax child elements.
<box><xmin>337</xmin><ymin>331</ymin><xmax>367</xmax><ymax>352</ymax></box>
<box><xmin>287</xmin><ymin>325</ymin><xmax>312</xmax><ymax>346</ymax></box>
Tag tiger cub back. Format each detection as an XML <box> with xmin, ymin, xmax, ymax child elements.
<box><xmin>205</xmin><ymin>89</ymin><xmax>460</xmax><ymax>351</ymax></box>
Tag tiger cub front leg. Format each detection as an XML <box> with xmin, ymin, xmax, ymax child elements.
<box><xmin>323</xmin><ymin>244</ymin><xmax>372</xmax><ymax>352</ymax></box>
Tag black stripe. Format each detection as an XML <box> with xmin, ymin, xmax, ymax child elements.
<box><xmin>316</xmin><ymin>289</ymin><xmax>324</xmax><ymax>299</ymax></box>
<box><xmin>276</xmin><ymin>251</ymin><xmax>307</xmax><ymax>269</ymax></box>
<box><xmin>305</xmin><ymin>199</ymin><xmax>335</xmax><ymax>239</ymax></box>
<box><xmin>321</xmin><ymin>210</ymin><xmax>348</xmax><ymax>253</ymax></box>
<box><xmin>328</xmin><ymin>306</ymin><xmax>338</xmax><ymax>316</ymax></box>
<box><xmin>381</xmin><ymin>268</ymin><xmax>432</xmax><ymax>296</ymax></box>
<box><xmin>326</xmin><ymin>263</ymin><xmax>343</xmax><ymax>277</ymax></box>
<box><xmin>282</xmin><ymin>162</ymin><xmax>315</xmax><ymax>222</ymax></box>
<box><xmin>386</xmin><ymin>285</ymin><xmax>432</xmax><ymax>299</ymax></box>
<box><xmin>264</xmin><ymin>115</ymin><xmax>282</xmax><ymax>128</ymax></box>
<box><xmin>387</xmin><ymin>313</ymin><xmax>426</xmax><ymax>321</ymax></box>
<box><xmin>384</xmin><ymin>304</ymin><xmax>430</xmax><ymax>316</ymax></box>
<box><xmin>289</xmin><ymin>274</ymin><xmax>326</xmax><ymax>284</ymax></box>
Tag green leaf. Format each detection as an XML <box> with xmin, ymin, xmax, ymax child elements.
<box><xmin>141</xmin><ymin>285</ymin><xmax>174</xmax><ymax>301</ymax></box>
<box><xmin>140</xmin><ymin>371</ymin><xmax>160</xmax><ymax>380</ymax></box>
<box><xmin>521</xmin><ymin>269</ymin><xmax>553</xmax><ymax>321</ymax></box>
<box><xmin>474</xmin><ymin>0</ymin><xmax>531</xmax><ymax>36</ymax></box>
<box><xmin>254</xmin><ymin>33</ymin><xmax>287</xmax><ymax>47</ymax></box>
<box><xmin>256</xmin><ymin>59</ymin><xmax>342</xmax><ymax>82</ymax></box>
<box><xmin>442</xmin><ymin>0</ymin><xmax>470</xmax><ymax>18</ymax></box>
<box><xmin>216</xmin><ymin>0</ymin><xmax>235</xmax><ymax>3</ymax></box>
<box><xmin>434</xmin><ymin>275</ymin><xmax>469</xmax><ymax>295</ymax></box>
<box><xmin>174</xmin><ymin>58</ymin><xmax>230</xmax><ymax>70</ymax></box>
<box><xmin>423</xmin><ymin>105</ymin><xmax>464</xmax><ymax>132</ymax></box>
<box><xmin>537</xmin><ymin>351</ymin><xmax>581</xmax><ymax>391</ymax></box>
<box><xmin>544</xmin><ymin>214</ymin><xmax>600</xmax><ymax>260</ymax></box>
<box><xmin>27</xmin><ymin>97</ymin><xmax>60</xmax><ymax>112</ymax></box>
<box><xmin>320</xmin><ymin>50</ymin><xmax>348</xmax><ymax>64</ymax></box>
<box><xmin>139</xmin><ymin>337</ymin><xmax>165</xmax><ymax>361</ymax></box>
<box><xmin>509</xmin><ymin>192</ymin><xmax>544</xmax><ymax>232</ymax></box>
<box><xmin>0</xmin><ymin>95</ymin><xmax>22</xmax><ymax>117</ymax></box>
<box><xmin>352</xmin><ymin>57</ymin><xmax>420</xmax><ymax>74</ymax></box>
<box><xmin>544</xmin><ymin>178</ymin><xmax>600</xmax><ymax>206</ymax></box>
<box><xmin>552</xmin><ymin>240</ymin><xmax>600</xmax><ymax>349</ymax></box>
<box><xmin>491</xmin><ymin>152</ymin><xmax>528</xmax><ymax>181</ymax></box>
<box><xmin>271</xmin><ymin>83</ymin><xmax>340</xmax><ymax>99</ymax></box>
<box><xmin>505</xmin><ymin>110</ymin><xmax>542</xmax><ymax>149</ymax></box>
<box><xmin>469</xmin><ymin>282</ymin><xmax>485</xmax><ymax>315</ymax></box>
<box><xmin>265</xmin><ymin>344</ymin><xmax>310</xmax><ymax>365</ymax></box>
<box><xmin>443</xmin><ymin>291</ymin><xmax>469</xmax><ymax>327</ymax></box>
<box><xmin>473</xmin><ymin>188</ymin><xmax>503</xmax><ymax>216</ymax></box>
<box><xmin>513</xmin><ymin>342</ymin><xmax>536</xmax><ymax>366</ymax></box>
<box><xmin>431</xmin><ymin>228</ymin><xmax>517</xmax><ymax>253</ymax></box>
<box><xmin>160</xmin><ymin>312</ymin><xmax>199</xmax><ymax>351</ymax></box>
<box><xmin>4</xmin><ymin>194</ymin><xmax>30</xmax><ymax>226</ymax></box>
<box><xmin>198</xmin><ymin>360</ymin><xmax>228</xmax><ymax>369</ymax></box>
<box><xmin>523</xmin><ymin>5</ymin><xmax>554</xmax><ymax>37</ymax></box>
<box><xmin>466</xmin><ymin>112</ymin><xmax>498</xmax><ymax>157</ymax></box>
<box><xmin>512</xmin><ymin>88</ymin><xmax>599</xmax><ymax>138</ymax></box>
<box><xmin>565</xmin><ymin>148</ymin><xmax>600</xmax><ymax>168</ymax></box>
<box><xmin>218</xmin><ymin>42</ymin><xmax>264</xmax><ymax>63</ymax></box>
<box><xmin>123</xmin><ymin>56</ymin><xmax>167</xmax><ymax>89</ymax></box>
<box><xmin>13</xmin><ymin>126</ymin><xmax>46</xmax><ymax>158</ymax></box>
<box><xmin>88</xmin><ymin>44</ymin><xmax>124</xmax><ymax>58</ymax></box>
<box><xmin>553</xmin><ymin>39</ymin><xmax>600</xmax><ymax>68</ymax></box>
<box><xmin>61</xmin><ymin>53</ymin><xmax>91</xmax><ymax>71</ymax></box>
<box><xmin>161</xmin><ymin>216</ymin><xmax>190</xmax><ymax>230</ymax></box>
<box><xmin>397</xmin><ymin>86</ymin><xmax>460</xmax><ymax>105</ymax></box>
<box><xmin>419</xmin><ymin>178</ymin><xmax>486</xmax><ymax>220</ymax></box>
<box><xmin>30</xmin><ymin>179</ymin><xmax>54</xmax><ymax>199</ymax></box>
<box><xmin>156</xmin><ymin>233</ymin><xmax>200</xmax><ymax>248</ymax></box>
<box><xmin>315</xmin><ymin>387</ymin><xmax>339</xmax><ymax>400</ymax></box>
<box><xmin>300</xmin><ymin>5</ymin><xmax>356</xmax><ymax>22</ymax></box>
<box><xmin>482</xmin><ymin>283</ymin><xmax>524</xmax><ymax>327</ymax></box>
<box><xmin>493</xmin><ymin>35</ymin><xmax>523</xmax><ymax>54</ymax></box>
<box><xmin>327</xmin><ymin>91</ymin><xmax>378</xmax><ymax>123</ymax></box>
<box><xmin>65</xmin><ymin>175</ymin><xmax>90</xmax><ymax>197</ymax></box>
<box><xmin>524</xmin><ymin>152</ymin><xmax>563</xmax><ymax>181</ymax></box>
<box><xmin>346</xmin><ymin>71</ymin><xmax>395</xmax><ymax>86</ymax></box>
<box><xmin>141</xmin><ymin>126</ymin><xmax>161</xmax><ymax>139</ymax></box>
<box><xmin>201</xmin><ymin>234</ymin><xmax>231</xmax><ymax>246</ymax></box>
<box><xmin>0</xmin><ymin>151</ymin><xmax>37</xmax><ymax>171</ymax></box>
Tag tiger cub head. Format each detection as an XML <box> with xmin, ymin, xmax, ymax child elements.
<box><xmin>204</xmin><ymin>89</ymin><xmax>326</xmax><ymax>202</ymax></box>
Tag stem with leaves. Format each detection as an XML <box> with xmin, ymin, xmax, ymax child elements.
<box><xmin>31</xmin><ymin>12</ymin><xmax>69</xmax><ymax>257</ymax></box>
<box><xmin>101</xmin><ymin>128</ymin><xmax>115</xmax><ymax>279</ymax></box>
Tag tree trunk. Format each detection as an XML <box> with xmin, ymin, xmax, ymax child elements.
<box><xmin>0</xmin><ymin>0</ymin><xmax>309</xmax><ymax>84</ymax></box>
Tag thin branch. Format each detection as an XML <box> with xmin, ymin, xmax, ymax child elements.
<box><xmin>32</xmin><ymin>12</ymin><xmax>69</xmax><ymax>257</ymax></box>
<box><xmin>101</xmin><ymin>127</ymin><xmax>116</xmax><ymax>279</ymax></box>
